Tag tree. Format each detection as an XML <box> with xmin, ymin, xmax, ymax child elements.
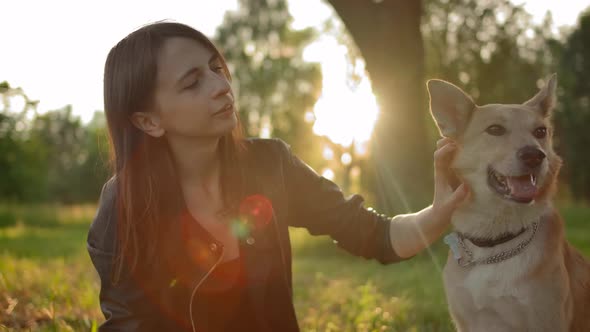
<box><xmin>1</xmin><ymin>81</ymin><xmax>109</xmax><ymax>203</ymax></box>
<box><xmin>28</xmin><ymin>105</ymin><xmax>89</xmax><ymax>203</ymax></box>
<box><xmin>214</xmin><ymin>0</ymin><xmax>323</xmax><ymax>161</ymax></box>
<box><xmin>554</xmin><ymin>8</ymin><xmax>590</xmax><ymax>201</ymax></box>
<box><xmin>71</xmin><ymin>111</ymin><xmax>111</xmax><ymax>202</ymax></box>
<box><xmin>327</xmin><ymin>0</ymin><xmax>430</xmax><ymax>213</ymax></box>
<box><xmin>0</xmin><ymin>82</ymin><xmax>43</xmax><ymax>201</ymax></box>
<box><xmin>422</xmin><ymin>0</ymin><xmax>555</xmax><ymax>104</ymax></box>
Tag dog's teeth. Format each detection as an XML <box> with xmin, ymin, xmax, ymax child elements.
<box><xmin>494</xmin><ymin>172</ymin><xmax>506</xmax><ymax>184</ymax></box>
<box><xmin>531</xmin><ymin>174</ymin><xmax>537</xmax><ymax>185</ymax></box>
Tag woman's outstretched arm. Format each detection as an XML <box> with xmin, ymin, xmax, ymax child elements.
<box><xmin>389</xmin><ymin>138</ymin><xmax>469</xmax><ymax>258</ymax></box>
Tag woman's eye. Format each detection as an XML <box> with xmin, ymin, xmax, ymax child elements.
<box><xmin>533</xmin><ymin>126</ymin><xmax>547</xmax><ymax>139</ymax></box>
<box><xmin>212</xmin><ymin>66</ymin><xmax>224</xmax><ymax>74</ymax></box>
<box><xmin>485</xmin><ymin>124</ymin><xmax>506</xmax><ymax>136</ymax></box>
<box><xmin>185</xmin><ymin>80</ymin><xmax>199</xmax><ymax>89</ymax></box>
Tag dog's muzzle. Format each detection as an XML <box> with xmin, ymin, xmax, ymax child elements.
<box><xmin>486</xmin><ymin>146</ymin><xmax>546</xmax><ymax>204</ymax></box>
<box><xmin>487</xmin><ymin>167</ymin><xmax>539</xmax><ymax>204</ymax></box>
<box><xmin>518</xmin><ymin>146</ymin><xmax>546</xmax><ymax>170</ymax></box>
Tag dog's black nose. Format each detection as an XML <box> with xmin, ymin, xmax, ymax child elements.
<box><xmin>518</xmin><ymin>146</ymin><xmax>546</xmax><ymax>169</ymax></box>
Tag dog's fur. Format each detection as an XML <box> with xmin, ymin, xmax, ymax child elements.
<box><xmin>428</xmin><ymin>75</ymin><xmax>590</xmax><ymax>331</ymax></box>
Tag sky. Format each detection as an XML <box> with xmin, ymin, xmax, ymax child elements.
<box><xmin>1</xmin><ymin>0</ymin><xmax>588</xmax><ymax>127</ymax></box>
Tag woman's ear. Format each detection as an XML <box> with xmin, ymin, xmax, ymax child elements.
<box><xmin>130</xmin><ymin>112</ymin><xmax>166</xmax><ymax>137</ymax></box>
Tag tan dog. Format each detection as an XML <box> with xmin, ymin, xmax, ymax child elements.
<box><xmin>427</xmin><ymin>75</ymin><xmax>590</xmax><ymax>332</ymax></box>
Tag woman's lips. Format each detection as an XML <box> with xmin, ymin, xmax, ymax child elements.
<box><xmin>213</xmin><ymin>103</ymin><xmax>234</xmax><ymax>117</ymax></box>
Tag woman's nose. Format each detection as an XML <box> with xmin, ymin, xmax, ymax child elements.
<box><xmin>210</xmin><ymin>71</ymin><xmax>232</xmax><ymax>99</ymax></box>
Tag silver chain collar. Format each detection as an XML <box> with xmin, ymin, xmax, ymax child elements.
<box><xmin>452</xmin><ymin>221</ymin><xmax>539</xmax><ymax>268</ymax></box>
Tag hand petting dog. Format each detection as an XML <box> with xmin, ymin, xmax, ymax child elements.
<box><xmin>388</xmin><ymin>137</ymin><xmax>470</xmax><ymax>259</ymax></box>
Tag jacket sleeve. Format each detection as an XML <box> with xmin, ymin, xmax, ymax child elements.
<box><xmin>87</xmin><ymin>179</ymin><xmax>157</xmax><ymax>331</ymax></box>
<box><xmin>276</xmin><ymin>139</ymin><xmax>408</xmax><ymax>264</ymax></box>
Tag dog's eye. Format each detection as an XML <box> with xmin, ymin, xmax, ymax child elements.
<box><xmin>533</xmin><ymin>126</ymin><xmax>547</xmax><ymax>139</ymax></box>
<box><xmin>485</xmin><ymin>125</ymin><xmax>506</xmax><ymax>136</ymax></box>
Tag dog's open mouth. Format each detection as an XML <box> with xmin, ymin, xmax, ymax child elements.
<box><xmin>488</xmin><ymin>167</ymin><xmax>538</xmax><ymax>204</ymax></box>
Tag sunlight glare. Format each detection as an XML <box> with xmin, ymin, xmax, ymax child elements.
<box><xmin>322</xmin><ymin>146</ymin><xmax>334</xmax><ymax>160</ymax></box>
<box><xmin>321</xmin><ymin>168</ymin><xmax>335</xmax><ymax>180</ymax></box>
<box><xmin>304</xmin><ymin>37</ymin><xmax>380</xmax><ymax>148</ymax></box>
<box><xmin>259</xmin><ymin>115</ymin><xmax>272</xmax><ymax>138</ymax></box>
<box><xmin>340</xmin><ymin>153</ymin><xmax>352</xmax><ymax>165</ymax></box>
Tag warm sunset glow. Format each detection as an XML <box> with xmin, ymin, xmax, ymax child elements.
<box><xmin>303</xmin><ymin>37</ymin><xmax>380</xmax><ymax>149</ymax></box>
<box><xmin>321</xmin><ymin>168</ymin><xmax>335</xmax><ymax>180</ymax></box>
<box><xmin>0</xmin><ymin>0</ymin><xmax>585</xmax><ymax>123</ymax></box>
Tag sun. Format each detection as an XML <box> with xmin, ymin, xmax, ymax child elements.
<box><xmin>303</xmin><ymin>36</ymin><xmax>380</xmax><ymax>149</ymax></box>
<box><xmin>311</xmin><ymin>77</ymin><xmax>379</xmax><ymax>148</ymax></box>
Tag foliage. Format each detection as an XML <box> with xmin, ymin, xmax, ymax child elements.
<box><xmin>0</xmin><ymin>83</ymin><xmax>109</xmax><ymax>203</ymax></box>
<box><xmin>214</xmin><ymin>0</ymin><xmax>323</xmax><ymax>160</ymax></box>
<box><xmin>422</xmin><ymin>0</ymin><xmax>555</xmax><ymax>107</ymax></box>
<box><xmin>553</xmin><ymin>9</ymin><xmax>590</xmax><ymax>201</ymax></box>
<box><xmin>0</xmin><ymin>82</ymin><xmax>43</xmax><ymax>201</ymax></box>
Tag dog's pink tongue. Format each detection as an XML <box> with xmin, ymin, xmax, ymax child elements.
<box><xmin>507</xmin><ymin>175</ymin><xmax>537</xmax><ymax>200</ymax></box>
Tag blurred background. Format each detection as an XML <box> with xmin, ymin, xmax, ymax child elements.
<box><xmin>1</xmin><ymin>0</ymin><xmax>589</xmax><ymax>331</ymax></box>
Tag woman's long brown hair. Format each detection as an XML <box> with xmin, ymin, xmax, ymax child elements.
<box><xmin>103</xmin><ymin>21</ymin><xmax>245</xmax><ymax>283</ymax></box>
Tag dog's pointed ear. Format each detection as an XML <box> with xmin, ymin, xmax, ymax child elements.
<box><xmin>427</xmin><ymin>79</ymin><xmax>476</xmax><ymax>139</ymax></box>
<box><xmin>524</xmin><ymin>73</ymin><xmax>557</xmax><ymax>117</ymax></box>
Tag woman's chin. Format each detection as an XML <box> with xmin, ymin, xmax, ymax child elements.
<box><xmin>220</xmin><ymin>113</ymin><xmax>238</xmax><ymax>133</ymax></box>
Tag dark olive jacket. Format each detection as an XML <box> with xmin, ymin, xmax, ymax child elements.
<box><xmin>87</xmin><ymin>138</ymin><xmax>405</xmax><ymax>332</ymax></box>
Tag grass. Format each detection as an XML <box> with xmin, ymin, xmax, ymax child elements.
<box><xmin>0</xmin><ymin>205</ymin><xmax>101</xmax><ymax>331</ymax></box>
<box><xmin>0</xmin><ymin>202</ymin><xmax>588</xmax><ymax>331</ymax></box>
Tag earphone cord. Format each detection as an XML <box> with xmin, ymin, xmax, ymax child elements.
<box><xmin>189</xmin><ymin>249</ymin><xmax>225</xmax><ymax>332</ymax></box>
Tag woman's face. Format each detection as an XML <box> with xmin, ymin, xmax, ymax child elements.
<box><xmin>151</xmin><ymin>37</ymin><xmax>237</xmax><ymax>139</ymax></box>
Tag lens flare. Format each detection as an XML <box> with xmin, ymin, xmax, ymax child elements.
<box><xmin>230</xmin><ymin>218</ymin><xmax>251</xmax><ymax>239</ymax></box>
<box><xmin>239</xmin><ymin>194</ymin><xmax>273</xmax><ymax>229</ymax></box>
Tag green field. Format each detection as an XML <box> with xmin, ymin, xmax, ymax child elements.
<box><xmin>1</xmin><ymin>203</ymin><xmax>588</xmax><ymax>331</ymax></box>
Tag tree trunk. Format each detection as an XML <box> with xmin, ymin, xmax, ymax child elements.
<box><xmin>328</xmin><ymin>0</ymin><xmax>432</xmax><ymax>214</ymax></box>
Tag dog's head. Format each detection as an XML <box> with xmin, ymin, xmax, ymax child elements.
<box><xmin>428</xmin><ymin>75</ymin><xmax>562</xmax><ymax>231</ymax></box>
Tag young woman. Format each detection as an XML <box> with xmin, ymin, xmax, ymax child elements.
<box><xmin>87</xmin><ymin>21</ymin><xmax>469</xmax><ymax>332</ymax></box>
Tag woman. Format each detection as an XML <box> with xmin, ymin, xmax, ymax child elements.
<box><xmin>87</xmin><ymin>21</ymin><xmax>469</xmax><ymax>332</ymax></box>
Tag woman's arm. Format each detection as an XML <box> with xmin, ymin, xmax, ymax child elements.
<box><xmin>87</xmin><ymin>243</ymin><xmax>156</xmax><ymax>331</ymax></box>
<box><xmin>87</xmin><ymin>179</ymin><xmax>157</xmax><ymax>331</ymax></box>
<box><xmin>390</xmin><ymin>138</ymin><xmax>469</xmax><ymax>258</ymax></box>
<box><xmin>276</xmin><ymin>137</ymin><xmax>468</xmax><ymax>262</ymax></box>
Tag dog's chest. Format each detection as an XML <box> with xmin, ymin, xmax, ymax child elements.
<box><xmin>443</xmin><ymin>221</ymin><xmax>571</xmax><ymax>330</ymax></box>
<box><xmin>449</xmin><ymin>252</ymin><xmax>534</xmax><ymax>309</ymax></box>
<box><xmin>443</xmin><ymin>217</ymin><xmax>544</xmax><ymax>308</ymax></box>
<box><xmin>465</xmin><ymin>260</ymin><xmax>527</xmax><ymax>306</ymax></box>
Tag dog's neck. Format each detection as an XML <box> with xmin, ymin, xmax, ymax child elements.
<box><xmin>451</xmin><ymin>197</ymin><xmax>551</xmax><ymax>239</ymax></box>
<box><xmin>458</xmin><ymin>227</ymin><xmax>527</xmax><ymax>247</ymax></box>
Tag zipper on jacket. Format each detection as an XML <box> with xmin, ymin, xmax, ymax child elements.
<box><xmin>189</xmin><ymin>247</ymin><xmax>225</xmax><ymax>332</ymax></box>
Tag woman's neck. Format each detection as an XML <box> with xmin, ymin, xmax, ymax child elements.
<box><xmin>166</xmin><ymin>135</ymin><xmax>221</xmax><ymax>190</ymax></box>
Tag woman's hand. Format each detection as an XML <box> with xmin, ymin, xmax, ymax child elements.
<box><xmin>431</xmin><ymin>137</ymin><xmax>470</xmax><ymax>224</ymax></box>
<box><xmin>389</xmin><ymin>138</ymin><xmax>470</xmax><ymax>259</ymax></box>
